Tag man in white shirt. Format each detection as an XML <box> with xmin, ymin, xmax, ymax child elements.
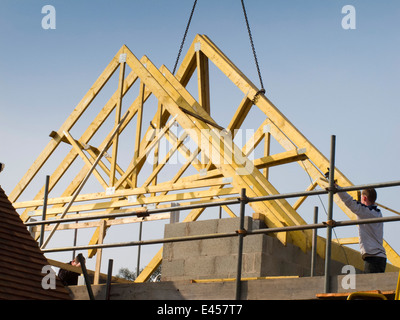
<box><xmin>336</xmin><ymin>188</ymin><xmax>386</xmax><ymax>273</ymax></box>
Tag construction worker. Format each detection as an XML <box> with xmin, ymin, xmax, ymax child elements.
<box><xmin>336</xmin><ymin>187</ymin><xmax>386</xmax><ymax>273</ymax></box>
<box><xmin>58</xmin><ymin>256</ymin><xmax>85</xmax><ymax>286</ymax></box>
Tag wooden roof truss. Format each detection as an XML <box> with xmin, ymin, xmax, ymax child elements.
<box><xmin>10</xmin><ymin>34</ymin><xmax>400</xmax><ymax>282</ymax></box>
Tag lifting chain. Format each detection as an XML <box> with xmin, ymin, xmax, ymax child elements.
<box><xmin>172</xmin><ymin>0</ymin><xmax>198</xmax><ymax>75</ymax></box>
<box><xmin>240</xmin><ymin>0</ymin><xmax>266</xmax><ymax>101</ymax></box>
<box><xmin>172</xmin><ymin>0</ymin><xmax>266</xmax><ymax>101</ymax></box>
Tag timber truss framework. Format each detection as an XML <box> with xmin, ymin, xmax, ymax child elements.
<box><xmin>10</xmin><ymin>34</ymin><xmax>400</xmax><ymax>282</ymax></box>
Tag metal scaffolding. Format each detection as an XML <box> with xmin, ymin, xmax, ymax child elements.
<box><xmin>25</xmin><ymin>134</ymin><xmax>400</xmax><ymax>299</ymax></box>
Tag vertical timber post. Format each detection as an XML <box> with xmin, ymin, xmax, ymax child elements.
<box><xmin>94</xmin><ymin>220</ymin><xmax>106</xmax><ymax>285</ymax></box>
<box><xmin>235</xmin><ymin>188</ymin><xmax>247</xmax><ymax>300</ymax></box>
<box><xmin>324</xmin><ymin>135</ymin><xmax>336</xmax><ymax>293</ymax></box>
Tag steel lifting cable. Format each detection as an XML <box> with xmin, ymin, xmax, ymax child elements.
<box><xmin>172</xmin><ymin>0</ymin><xmax>198</xmax><ymax>75</ymax></box>
<box><xmin>240</xmin><ymin>0</ymin><xmax>266</xmax><ymax>100</ymax></box>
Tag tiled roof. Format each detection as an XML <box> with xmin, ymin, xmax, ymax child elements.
<box><xmin>0</xmin><ymin>186</ymin><xmax>71</xmax><ymax>300</ymax></box>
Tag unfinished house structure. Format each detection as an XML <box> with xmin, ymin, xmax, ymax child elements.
<box><xmin>8</xmin><ymin>34</ymin><xmax>400</xmax><ymax>286</ymax></box>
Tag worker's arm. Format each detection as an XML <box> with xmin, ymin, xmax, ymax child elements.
<box><xmin>336</xmin><ymin>190</ymin><xmax>376</xmax><ymax>219</ymax></box>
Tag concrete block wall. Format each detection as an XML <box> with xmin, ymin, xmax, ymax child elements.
<box><xmin>161</xmin><ymin>217</ymin><xmax>349</xmax><ymax>281</ymax></box>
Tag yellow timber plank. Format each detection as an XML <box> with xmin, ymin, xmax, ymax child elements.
<box><xmin>138</xmin><ymin>55</ymin><xmax>306</xmax><ymax>249</ymax></box>
<box><xmin>9</xmin><ymin>45</ymin><xmax>124</xmax><ymax>204</ymax></box>
<box><xmin>157</xmin><ymin>58</ymin><xmax>310</xmax><ymax>250</ymax></box>
<box><xmin>16</xmin><ymin>69</ymin><xmax>139</xmax><ymax>222</ymax></box>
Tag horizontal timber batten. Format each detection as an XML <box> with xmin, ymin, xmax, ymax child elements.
<box><xmin>10</xmin><ymin>34</ymin><xmax>400</xmax><ymax>283</ymax></box>
<box><xmin>25</xmin><ymin>179</ymin><xmax>400</xmax><ymax>227</ymax></box>
<box><xmin>26</xmin><ymin>187</ymin><xmax>237</xmax><ymax>217</ymax></box>
<box><xmin>15</xmin><ymin>149</ymin><xmax>307</xmax><ymax>211</ymax></box>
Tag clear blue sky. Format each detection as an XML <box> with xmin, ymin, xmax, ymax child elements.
<box><xmin>0</xmin><ymin>1</ymin><xmax>399</xmax><ymax>276</ymax></box>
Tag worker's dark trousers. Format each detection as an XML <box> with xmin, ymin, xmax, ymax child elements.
<box><xmin>363</xmin><ymin>256</ymin><xmax>386</xmax><ymax>273</ymax></box>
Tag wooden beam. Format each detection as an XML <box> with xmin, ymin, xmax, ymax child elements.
<box><xmin>86</xmin><ymin>146</ymin><xmax>134</xmax><ymax>189</ymax></box>
<box><xmin>383</xmin><ymin>241</ymin><xmax>400</xmax><ymax>268</ymax></box>
<box><xmin>17</xmin><ymin>165</ymin><xmax>242</xmax><ymax>210</ymax></box>
<box><xmin>263</xmin><ymin>130</ymin><xmax>271</xmax><ymax>179</ymax></box>
<box><xmin>179</xmin><ymin>106</ymin><xmax>224</xmax><ymax>130</ymax></box>
<box><xmin>135</xmin><ymin>249</ymin><xmax>163</xmax><ymax>283</ymax></box>
<box><xmin>151</xmin><ymin>102</ymin><xmax>163</xmax><ymax>195</ymax></box>
<box><xmin>164</xmin><ymin>129</ymin><xmax>202</xmax><ymax>172</ymax></box>
<box><xmin>29</xmin><ymin>185</ymin><xmax>236</xmax><ymax>217</ymax></box>
<box><xmin>154</xmin><ymin>38</ymin><xmax>388</xmax><ymax>272</ymax></box>
<box><xmin>376</xmin><ymin>203</ymin><xmax>400</xmax><ymax>216</ymax></box>
<box><xmin>113</xmin><ymin>114</ymin><xmax>177</xmax><ymax>190</ymax></box>
<box><xmin>174</xmin><ymin>39</ymin><xmax>197</xmax><ymax>87</ymax></box>
<box><xmin>136</xmin><ymin>189</ymin><xmax>214</xmax><ymax>283</ymax></box>
<box><xmin>131</xmin><ymin>81</ymin><xmax>145</xmax><ymax>187</ymax></box>
<box><xmin>164</xmin><ymin>59</ymin><xmax>310</xmax><ymax>248</ymax></box>
<box><xmin>9</xmin><ymin>46</ymin><xmax>124</xmax><ymax>203</ymax></box>
<box><xmin>17</xmin><ymin>69</ymin><xmax>139</xmax><ymax>222</ymax></box>
<box><xmin>47</xmin><ymin>259</ymin><xmax>130</xmax><ymax>283</ymax></box>
<box><xmin>63</xmin><ymin>130</ymin><xmax>108</xmax><ymax>189</ymax></box>
<box><xmin>227</xmin><ymin>95</ymin><xmax>253</xmax><ymax>133</ymax></box>
<box><xmin>142</xmin><ymin>131</ymin><xmax>188</xmax><ymax>188</ymax></box>
<box><xmin>109</xmin><ymin>59</ymin><xmax>126</xmax><ymax>186</ymax></box>
<box><xmin>15</xmin><ymin>35</ymin><xmax>400</xmax><ymax>279</ymax></box>
<box><xmin>60</xmin><ymin>81</ymin><xmax>163</xmax><ymax>240</ymax></box>
<box><xmin>292</xmin><ymin>180</ymin><xmax>318</xmax><ymax>211</ymax></box>
<box><xmin>197</xmin><ymin>34</ymin><xmax>357</xmax><ymax>200</ymax></box>
<box><xmin>31</xmin><ymin>213</ymin><xmax>171</xmax><ymax>232</ymax></box>
<box><xmin>127</xmin><ymin>50</ymin><xmax>306</xmax><ymax>249</ymax></box>
<box><xmin>241</xmin><ymin>118</ymin><xmax>269</xmax><ymax>157</ymax></box>
<box><xmin>253</xmin><ymin>150</ymin><xmax>308</xmax><ymax>169</ymax></box>
<box><xmin>332</xmin><ymin>237</ymin><xmax>359</xmax><ymax>245</ymax></box>
<box><xmin>94</xmin><ymin>219</ymin><xmax>106</xmax><ymax>284</ymax></box>
<box><xmin>19</xmin><ymin>53</ymin><xmax>160</xmax><ymax>224</ymax></box>
<box><xmin>196</xmin><ymin>49</ymin><xmax>210</xmax><ymax>114</ymax></box>
<box><xmin>40</xmin><ymin>111</ymin><xmax>131</xmax><ymax>249</ymax></box>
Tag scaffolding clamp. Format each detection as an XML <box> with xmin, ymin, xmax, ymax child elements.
<box><xmin>323</xmin><ymin>220</ymin><xmax>337</xmax><ymax>228</ymax></box>
<box><xmin>238</xmin><ymin>195</ymin><xmax>249</xmax><ymax>204</ymax></box>
<box><xmin>236</xmin><ymin>229</ymin><xmax>248</xmax><ymax>236</ymax></box>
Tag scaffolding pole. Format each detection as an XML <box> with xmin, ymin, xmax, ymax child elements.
<box><xmin>26</xmin><ymin>180</ymin><xmax>400</xmax><ymax>228</ymax></box>
<box><xmin>40</xmin><ymin>212</ymin><xmax>400</xmax><ymax>253</ymax></box>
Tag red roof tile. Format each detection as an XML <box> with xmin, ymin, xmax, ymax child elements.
<box><xmin>0</xmin><ymin>186</ymin><xmax>71</xmax><ymax>300</ymax></box>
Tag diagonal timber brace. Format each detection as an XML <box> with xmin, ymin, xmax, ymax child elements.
<box><xmin>10</xmin><ymin>35</ymin><xmax>400</xmax><ymax>283</ymax></box>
